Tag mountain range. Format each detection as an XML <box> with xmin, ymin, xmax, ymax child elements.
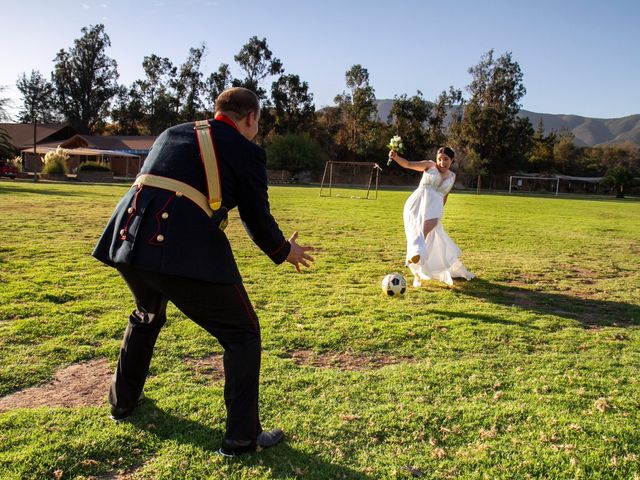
<box><xmin>375</xmin><ymin>99</ymin><xmax>640</xmax><ymax>147</ymax></box>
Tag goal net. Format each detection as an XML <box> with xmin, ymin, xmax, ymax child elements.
<box><xmin>319</xmin><ymin>161</ymin><xmax>382</xmax><ymax>199</ymax></box>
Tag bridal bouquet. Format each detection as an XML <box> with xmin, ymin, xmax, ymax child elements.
<box><xmin>386</xmin><ymin>135</ymin><xmax>404</xmax><ymax>165</ymax></box>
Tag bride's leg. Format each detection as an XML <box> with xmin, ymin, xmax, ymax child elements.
<box><xmin>410</xmin><ymin>219</ymin><xmax>438</xmax><ymax>264</ymax></box>
<box><xmin>423</xmin><ymin>218</ymin><xmax>438</xmax><ymax>237</ymax></box>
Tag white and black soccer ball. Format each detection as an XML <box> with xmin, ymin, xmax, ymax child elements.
<box><xmin>381</xmin><ymin>273</ymin><xmax>407</xmax><ymax>296</ymax></box>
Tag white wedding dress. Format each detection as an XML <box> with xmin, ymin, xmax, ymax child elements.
<box><xmin>403</xmin><ymin>166</ymin><xmax>474</xmax><ymax>287</ymax></box>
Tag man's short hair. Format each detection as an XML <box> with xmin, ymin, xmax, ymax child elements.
<box><xmin>214</xmin><ymin>87</ymin><xmax>260</xmax><ymax>120</ymax></box>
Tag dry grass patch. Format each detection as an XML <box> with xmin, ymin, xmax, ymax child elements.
<box><xmin>283</xmin><ymin>349</ymin><xmax>415</xmax><ymax>371</ymax></box>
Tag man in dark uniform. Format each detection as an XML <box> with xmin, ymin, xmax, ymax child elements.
<box><xmin>92</xmin><ymin>87</ymin><xmax>314</xmax><ymax>456</ymax></box>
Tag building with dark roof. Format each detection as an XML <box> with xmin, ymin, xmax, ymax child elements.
<box><xmin>1</xmin><ymin>123</ymin><xmax>157</xmax><ymax>177</ymax></box>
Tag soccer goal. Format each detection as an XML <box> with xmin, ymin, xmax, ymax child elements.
<box><xmin>509</xmin><ymin>175</ymin><xmax>560</xmax><ymax>196</ymax></box>
<box><xmin>319</xmin><ymin>161</ymin><xmax>382</xmax><ymax>199</ymax></box>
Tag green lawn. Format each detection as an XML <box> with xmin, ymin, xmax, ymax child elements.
<box><xmin>0</xmin><ymin>180</ymin><xmax>639</xmax><ymax>479</ymax></box>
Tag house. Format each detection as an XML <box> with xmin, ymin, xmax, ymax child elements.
<box><xmin>0</xmin><ymin>123</ymin><xmax>157</xmax><ymax>178</ymax></box>
<box><xmin>0</xmin><ymin>123</ymin><xmax>77</xmax><ymax>171</ymax></box>
<box><xmin>32</xmin><ymin>134</ymin><xmax>157</xmax><ymax>177</ymax></box>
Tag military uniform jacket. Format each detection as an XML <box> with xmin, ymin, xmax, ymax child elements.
<box><xmin>92</xmin><ymin>117</ymin><xmax>291</xmax><ymax>284</ymax></box>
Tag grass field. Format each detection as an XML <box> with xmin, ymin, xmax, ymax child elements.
<box><xmin>0</xmin><ymin>179</ymin><xmax>639</xmax><ymax>479</ymax></box>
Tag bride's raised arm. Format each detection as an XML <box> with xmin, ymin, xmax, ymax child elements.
<box><xmin>389</xmin><ymin>150</ymin><xmax>435</xmax><ymax>172</ymax></box>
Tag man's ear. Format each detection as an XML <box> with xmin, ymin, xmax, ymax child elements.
<box><xmin>245</xmin><ymin>112</ymin><xmax>258</xmax><ymax>127</ymax></box>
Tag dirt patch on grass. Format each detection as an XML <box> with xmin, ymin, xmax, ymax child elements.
<box><xmin>96</xmin><ymin>464</ymin><xmax>144</xmax><ymax>480</ymax></box>
<box><xmin>188</xmin><ymin>354</ymin><xmax>224</xmax><ymax>382</ymax></box>
<box><xmin>283</xmin><ymin>349</ymin><xmax>415</xmax><ymax>371</ymax></box>
<box><xmin>0</xmin><ymin>358</ymin><xmax>112</xmax><ymax>413</ymax></box>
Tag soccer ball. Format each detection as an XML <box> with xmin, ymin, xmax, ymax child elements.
<box><xmin>381</xmin><ymin>273</ymin><xmax>407</xmax><ymax>296</ymax></box>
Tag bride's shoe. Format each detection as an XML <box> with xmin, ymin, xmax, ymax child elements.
<box><xmin>413</xmin><ymin>276</ymin><xmax>422</xmax><ymax>288</ymax></box>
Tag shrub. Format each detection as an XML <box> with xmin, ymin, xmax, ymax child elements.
<box><xmin>602</xmin><ymin>164</ymin><xmax>639</xmax><ymax>198</ymax></box>
<box><xmin>11</xmin><ymin>156</ymin><xmax>22</xmax><ymax>172</ymax></box>
<box><xmin>266</xmin><ymin>133</ymin><xmax>326</xmax><ymax>175</ymax></box>
<box><xmin>78</xmin><ymin>161</ymin><xmax>111</xmax><ymax>172</ymax></box>
<box><xmin>42</xmin><ymin>146</ymin><xmax>69</xmax><ymax>174</ymax></box>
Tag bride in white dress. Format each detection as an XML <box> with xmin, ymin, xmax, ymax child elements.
<box><xmin>388</xmin><ymin>146</ymin><xmax>474</xmax><ymax>287</ymax></box>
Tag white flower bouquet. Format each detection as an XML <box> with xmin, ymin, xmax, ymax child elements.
<box><xmin>386</xmin><ymin>135</ymin><xmax>404</xmax><ymax>165</ymax></box>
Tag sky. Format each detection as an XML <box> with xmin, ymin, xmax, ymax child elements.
<box><xmin>2</xmin><ymin>0</ymin><xmax>639</xmax><ymax>120</ymax></box>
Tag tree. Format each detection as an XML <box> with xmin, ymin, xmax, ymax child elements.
<box><xmin>334</xmin><ymin>64</ymin><xmax>378</xmax><ymax>159</ymax></box>
<box><xmin>388</xmin><ymin>90</ymin><xmax>431</xmax><ymax>157</ymax></box>
<box><xmin>527</xmin><ymin>119</ymin><xmax>557</xmax><ymax>172</ymax></box>
<box><xmin>428</xmin><ymin>87</ymin><xmax>463</xmax><ymax>148</ymax></box>
<box><xmin>0</xmin><ymin>86</ymin><xmax>11</xmax><ymax>121</ymax></box>
<box><xmin>552</xmin><ymin>131</ymin><xmax>581</xmax><ymax>174</ymax></box>
<box><xmin>109</xmin><ymin>84</ymin><xmax>145</xmax><ymax>135</ymax></box>
<box><xmin>271</xmin><ymin>74</ymin><xmax>315</xmax><ymax>134</ymax></box>
<box><xmin>313</xmin><ymin>106</ymin><xmax>343</xmax><ymax>160</ymax></box>
<box><xmin>232</xmin><ymin>36</ymin><xmax>283</xmax><ymax>100</ymax></box>
<box><xmin>16</xmin><ymin>70</ymin><xmax>58</xmax><ymax>124</ymax></box>
<box><xmin>173</xmin><ymin>44</ymin><xmax>206</xmax><ymax>122</ymax></box>
<box><xmin>453</xmin><ymin>50</ymin><xmax>532</xmax><ymax>176</ymax></box>
<box><xmin>137</xmin><ymin>54</ymin><xmax>178</xmax><ymax>134</ymax></box>
<box><xmin>0</xmin><ymin>86</ymin><xmax>16</xmax><ymax>160</ymax></box>
<box><xmin>602</xmin><ymin>164</ymin><xmax>639</xmax><ymax>198</ymax></box>
<box><xmin>266</xmin><ymin>133</ymin><xmax>326</xmax><ymax>175</ymax></box>
<box><xmin>52</xmin><ymin>24</ymin><xmax>119</xmax><ymax>133</ymax></box>
<box><xmin>205</xmin><ymin>63</ymin><xmax>233</xmax><ymax>115</ymax></box>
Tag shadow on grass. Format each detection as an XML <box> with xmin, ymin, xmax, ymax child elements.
<box><xmin>429</xmin><ymin>309</ymin><xmax>534</xmax><ymax>329</ymax></box>
<box><xmin>128</xmin><ymin>400</ymin><xmax>371</xmax><ymax>480</ymax></box>
<box><xmin>456</xmin><ymin>277</ymin><xmax>639</xmax><ymax>328</ymax></box>
<box><xmin>0</xmin><ymin>183</ymin><xmax>85</xmax><ymax>197</ymax></box>
<box><xmin>0</xmin><ymin>182</ymin><xmax>127</xmax><ymax>198</ymax></box>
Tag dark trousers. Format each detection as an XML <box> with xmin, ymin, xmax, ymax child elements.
<box><xmin>111</xmin><ymin>265</ymin><xmax>262</xmax><ymax>442</ymax></box>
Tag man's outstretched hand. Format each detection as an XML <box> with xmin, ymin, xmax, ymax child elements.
<box><xmin>285</xmin><ymin>232</ymin><xmax>315</xmax><ymax>273</ymax></box>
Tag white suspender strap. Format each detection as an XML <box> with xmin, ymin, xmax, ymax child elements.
<box><xmin>194</xmin><ymin>120</ymin><xmax>222</xmax><ymax>211</ymax></box>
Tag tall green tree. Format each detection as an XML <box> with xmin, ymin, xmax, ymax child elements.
<box><xmin>109</xmin><ymin>84</ymin><xmax>145</xmax><ymax>135</ymax></box>
<box><xmin>266</xmin><ymin>133</ymin><xmax>326</xmax><ymax>175</ymax></box>
<box><xmin>0</xmin><ymin>86</ymin><xmax>11</xmax><ymax>121</ymax></box>
<box><xmin>603</xmin><ymin>164</ymin><xmax>639</xmax><ymax>198</ymax></box>
<box><xmin>136</xmin><ymin>54</ymin><xmax>178</xmax><ymax>134</ymax></box>
<box><xmin>428</xmin><ymin>87</ymin><xmax>463</xmax><ymax>148</ymax></box>
<box><xmin>205</xmin><ymin>63</ymin><xmax>233</xmax><ymax>115</ymax></box>
<box><xmin>51</xmin><ymin>24</ymin><xmax>119</xmax><ymax>134</ymax></box>
<box><xmin>334</xmin><ymin>64</ymin><xmax>378</xmax><ymax>159</ymax></box>
<box><xmin>453</xmin><ymin>50</ymin><xmax>532</xmax><ymax>175</ymax></box>
<box><xmin>0</xmin><ymin>86</ymin><xmax>16</xmax><ymax>160</ymax></box>
<box><xmin>552</xmin><ymin>131</ymin><xmax>581</xmax><ymax>174</ymax></box>
<box><xmin>173</xmin><ymin>44</ymin><xmax>206</xmax><ymax>122</ymax></box>
<box><xmin>527</xmin><ymin>119</ymin><xmax>557</xmax><ymax>172</ymax></box>
<box><xmin>16</xmin><ymin>70</ymin><xmax>58</xmax><ymax>124</ymax></box>
<box><xmin>232</xmin><ymin>36</ymin><xmax>283</xmax><ymax>100</ymax></box>
<box><xmin>388</xmin><ymin>90</ymin><xmax>431</xmax><ymax>157</ymax></box>
<box><xmin>271</xmin><ymin>74</ymin><xmax>315</xmax><ymax>134</ymax></box>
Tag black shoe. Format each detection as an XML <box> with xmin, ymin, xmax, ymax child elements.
<box><xmin>256</xmin><ymin>428</ymin><xmax>284</xmax><ymax>450</ymax></box>
<box><xmin>217</xmin><ymin>429</ymin><xmax>284</xmax><ymax>457</ymax></box>
<box><xmin>109</xmin><ymin>392</ymin><xmax>145</xmax><ymax>421</ymax></box>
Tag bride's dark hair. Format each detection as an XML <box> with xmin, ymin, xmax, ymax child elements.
<box><xmin>437</xmin><ymin>146</ymin><xmax>455</xmax><ymax>159</ymax></box>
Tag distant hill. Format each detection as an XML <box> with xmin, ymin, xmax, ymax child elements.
<box><xmin>375</xmin><ymin>99</ymin><xmax>640</xmax><ymax>147</ymax></box>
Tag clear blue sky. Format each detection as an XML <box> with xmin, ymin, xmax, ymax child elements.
<box><xmin>2</xmin><ymin>0</ymin><xmax>639</xmax><ymax>119</ymax></box>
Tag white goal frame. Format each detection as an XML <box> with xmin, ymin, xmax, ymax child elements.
<box><xmin>319</xmin><ymin>161</ymin><xmax>382</xmax><ymax>200</ymax></box>
<box><xmin>509</xmin><ymin>175</ymin><xmax>560</xmax><ymax>196</ymax></box>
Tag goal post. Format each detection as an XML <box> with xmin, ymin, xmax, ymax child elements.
<box><xmin>509</xmin><ymin>175</ymin><xmax>560</xmax><ymax>196</ymax></box>
<box><xmin>319</xmin><ymin>161</ymin><xmax>382</xmax><ymax>200</ymax></box>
